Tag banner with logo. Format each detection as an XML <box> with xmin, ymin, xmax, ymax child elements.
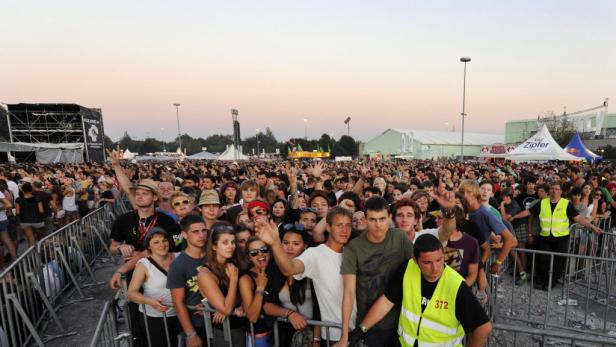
<box><xmin>80</xmin><ymin>107</ymin><xmax>106</xmax><ymax>163</ymax></box>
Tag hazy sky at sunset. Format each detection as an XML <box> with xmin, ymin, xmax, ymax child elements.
<box><xmin>1</xmin><ymin>0</ymin><xmax>615</xmax><ymax>142</ymax></box>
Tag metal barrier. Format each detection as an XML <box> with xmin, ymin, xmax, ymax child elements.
<box><xmin>89</xmin><ymin>300</ymin><xmax>130</xmax><ymax>347</ymax></box>
<box><xmin>0</xmin><ymin>206</ymin><xmax>114</xmax><ymax>347</ymax></box>
<box><xmin>0</xmin><ymin>247</ymin><xmax>77</xmax><ymax>346</ymax></box>
<box><xmin>488</xmin><ymin>322</ymin><xmax>616</xmax><ymax>346</ymax></box>
<box><xmin>488</xmin><ymin>226</ymin><xmax>616</xmax><ymax>339</ymax></box>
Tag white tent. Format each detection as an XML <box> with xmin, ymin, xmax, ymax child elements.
<box><xmin>123</xmin><ymin>149</ymin><xmax>136</xmax><ymax>160</ymax></box>
<box><xmin>506</xmin><ymin>124</ymin><xmax>581</xmax><ymax>162</ymax></box>
<box><xmin>217</xmin><ymin>144</ymin><xmax>248</xmax><ymax>161</ymax></box>
<box><xmin>187</xmin><ymin>151</ymin><xmax>218</xmax><ymax>160</ymax></box>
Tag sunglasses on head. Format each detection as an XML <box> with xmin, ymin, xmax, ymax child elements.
<box><xmin>299</xmin><ymin>207</ymin><xmax>317</xmax><ymax>213</ymax></box>
<box><xmin>172</xmin><ymin>199</ymin><xmax>191</xmax><ymax>207</ymax></box>
<box><xmin>283</xmin><ymin>223</ymin><xmax>305</xmax><ymax>231</ymax></box>
<box><xmin>249</xmin><ymin>246</ymin><xmax>269</xmax><ymax>257</ymax></box>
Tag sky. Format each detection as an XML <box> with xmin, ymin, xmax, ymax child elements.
<box><xmin>1</xmin><ymin>0</ymin><xmax>615</xmax><ymax>142</ymax></box>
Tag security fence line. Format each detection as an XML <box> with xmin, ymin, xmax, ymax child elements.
<box><xmin>488</xmin><ymin>322</ymin><xmax>616</xmax><ymax>346</ymax></box>
<box><xmin>487</xmin><ymin>221</ymin><xmax>616</xmax><ymax>341</ymax></box>
<box><xmin>0</xmin><ymin>200</ymin><xmax>120</xmax><ymax>346</ymax></box>
<box><xmin>90</xmin><ymin>296</ymin><xmax>342</xmax><ymax>347</ymax></box>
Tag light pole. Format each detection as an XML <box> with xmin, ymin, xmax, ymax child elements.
<box><xmin>303</xmin><ymin>118</ymin><xmax>308</xmax><ymax>140</ymax></box>
<box><xmin>459</xmin><ymin>57</ymin><xmax>471</xmax><ymax>158</ymax></box>
<box><xmin>173</xmin><ymin>103</ymin><xmax>181</xmax><ymax>152</ymax></box>
<box><xmin>161</xmin><ymin>127</ymin><xmax>166</xmax><ymax>152</ymax></box>
<box><xmin>255</xmin><ymin>129</ymin><xmax>260</xmax><ymax>156</ymax></box>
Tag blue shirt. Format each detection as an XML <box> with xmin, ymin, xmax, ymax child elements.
<box><xmin>469</xmin><ymin>204</ymin><xmax>507</xmax><ymax>241</ymax></box>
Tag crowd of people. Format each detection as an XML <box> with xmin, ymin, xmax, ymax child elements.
<box><xmin>54</xmin><ymin>148</ymin><xmax>611</xmax><ymax>347</ymax></box>
<box><xmin>1</xmin><ymin>150</ymin><xmax>613</xmax><ymax>346</ymax></box>
<box><xmin>0</xmin><ymin>165</ymin><xmax>117</xmax><ymax>268</ymax></box>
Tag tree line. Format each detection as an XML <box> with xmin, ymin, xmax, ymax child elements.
<box><xmin>105</xmin><ymin>128</ymin><xmax>359</xmax><ymax>157</ymax></box>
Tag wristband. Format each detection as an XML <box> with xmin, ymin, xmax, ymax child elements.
<box><xmin>255</xmin><ymin>289</ymin><xmax>265</xmax><ymax>295</ymax></box>
<box><xmin>495</xmin><ymin>259</ymin><xmax>503</xmax><ymax>265</ymax></box>
<box><xmin>360</xmin><ymin>324</ymin><xmax>368</xmax><ymax>333</ymax></box>
<box><xmin>285</xmin><ymin>310</ymin><xmax>295</xmax><ymax>318</ymax></box>
<box><xmin>186</xmin><ymin>331</ymin><xmax>197</xmax><ymax>338</ymax></box>
<box><xmin>116</xmin><ymin>270</ymin><xmax>125</xmax><ymax>276</ymax></box>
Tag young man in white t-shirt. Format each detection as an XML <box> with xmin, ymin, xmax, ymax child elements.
<box><xmin>256</xmin><ymin>206</ymin><xmax>357</xmax><ymax>344</ymax></box>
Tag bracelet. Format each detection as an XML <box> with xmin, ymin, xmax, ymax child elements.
<box><xmin>116</xmin><ymin>270</ymin><xmax>125</xmax><ymax>276</ymax></box>
<box><xmin>313</xmin><ymin>337</ymin><xmax>321</xmax><ymax>342</ymax></box>
<box><xmin>255</xmin><ymin>289</ymin><xmax>265</xmax><ymax>295</ymax></box>
<box><xmin>285</xmin><ymin>310</ymin><xmax>295</xmax><ymax>318</ymax></box>
<box><xmin>495</xmin><ymin>259</ymin><xmax>503</xmax><ymax>265</ymax></box>
<box><xmin>186</xmin><ymin>331</ymin><xmax>197</xmax><ymax>338</ymax></box>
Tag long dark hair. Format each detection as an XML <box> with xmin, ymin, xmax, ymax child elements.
<box><xmin>206</xmin><ymin>221</ymin><xmax>237</xmax><ymax>288</ymax></box>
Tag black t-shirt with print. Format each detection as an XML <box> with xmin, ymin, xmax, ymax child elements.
<box><xmin>110</xmin><ymin>211</ymin><xmax>183</xmax><ymax>252</ymax></box>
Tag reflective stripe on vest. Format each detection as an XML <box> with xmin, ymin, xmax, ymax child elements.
<box><xmin>538</xmin><ymin>198</ymin><xmax>570</xmax><ymax>237</ymax></box>
<box><xmin>398</xmin><ymin>260</ymin><xmax>465</xmax><ymax>347</ymax></box>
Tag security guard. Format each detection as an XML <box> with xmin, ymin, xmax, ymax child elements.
<box><xmin>347</xmin><ymin>234</ymin><xmax>491</xmax><ymax>347</ymax></box>
<box><xmin>513</xmin><ymin>181</ymin><xmax>601</xmax><ymax>290</ymax></box>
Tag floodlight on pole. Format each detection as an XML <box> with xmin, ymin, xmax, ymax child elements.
<box><xmin>255</xmin><ymin>128</ymin><xmax>261</xmax><ymax>156</ymax></box>
<box><xmin>173</xmin><ymin>103</ymin><xmax>181</xmax><ymax>152</ymax></box>
<box><xmin>459</xmin><ymin>56</ymin><xmax>471</xmax><ymax>158</ymax></box>
<box><xmin>303</xmin><ymin>118</ymin><xmax>308</xmax><ymax>140</ymax></box>
<box><xmin>161</xmin><ymin>127</ymin><xmax>166</xmax><ymax>152</ymax></box>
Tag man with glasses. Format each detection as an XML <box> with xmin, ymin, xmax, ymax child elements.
<box><xmin>512</xmin><ymin>182</ymin><xmax>602</xmax><ymax>290</ymax></box>
<box><xmin>168</xmin><ymin>214</ymin><xmax>208</xmax><ymax>347</ymax></box>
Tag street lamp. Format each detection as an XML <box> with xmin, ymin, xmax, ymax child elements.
<box><xmin>303</xmin><ymin>118</ymin><xmax>308</xmax><ymax>140</ymax></box>
<box><xmin>161</xmin><ymin>127</ymin><xmax>166</xmax><ymax>152</ymax></box>
<box><xmin>255</xmin><ymin>129</ymin><xmax>261</xmax><ymax>156</ymax></box>
<box><xmin>459</xmin><ymin>56</ymin><xmax>471</xmax><ymax>157</ymax></box>
<box><xmin>173</xmin><ymin>103</ymin><xmax>181</xmax><ymax>152</ymax></box>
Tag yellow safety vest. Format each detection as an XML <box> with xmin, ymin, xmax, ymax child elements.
<box><xmin>398</xmin><ymin>260</ymin><xmax>465</xmax><ymax>347</ymax></box>
<box><xmin>538</xmin><ymin>198</ymin><xmax>570</xmax><ymax>237</ymax></box>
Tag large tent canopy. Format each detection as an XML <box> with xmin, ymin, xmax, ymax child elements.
<box><xmin>0</xmin><ymin>142</ymin><xmax>84</xmax><ymax>163</ymax></box>
<box><xmin>564</xmin><ymin>133</ymin><xmax>602</xmax><ymax>163</ymax></box>
<box><xmin>217</xmin><ymin>144</ymin><xmax>248</xmax><ymax>161</ymax></box>
<box><xmin>187</xmin><ymin>151</ymin><xmax>218</xmax><ymax>160</ymax></box>
<box><xmin>506</xmin><ymin>124</ymin><xmax>581</xmax><ymax>162</ymax></box>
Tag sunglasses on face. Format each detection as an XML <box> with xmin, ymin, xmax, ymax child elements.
<box><xmin>172</xmin><ymin>200</ymin><xmax>191</xmax><ymax>207</ymax></box>
<box><xmin>250</xmin><ymin>209</ymin><xmax>269</xmax><ymax>218</ymax></box>
<box><xmin>249</xmin><ymin>246</ymin><xmax>269</xmax><ymax>257</ymax></box>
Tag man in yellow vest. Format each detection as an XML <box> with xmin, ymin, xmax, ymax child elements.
<box><xmin>347</xmin><ymin>234</ymin><xmax>492</xmax><ymax>347</ymax></box>
<box><xmin>512</xmin><ymin>181</ymin><xmax>601</xmax><ymax>290</ymax></box>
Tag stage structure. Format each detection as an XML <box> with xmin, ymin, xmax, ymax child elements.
<box><xmin>0</xmin><ymin>103</ymin><xmax>106</xmax><ymax>163</ymax></box>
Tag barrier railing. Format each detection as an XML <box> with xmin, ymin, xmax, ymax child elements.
<box><xmin>0</xmin><ymin>205</ymin><xmax>114</xmax><ymax>346</ymax></box>
<box><xmin>488</xmin><ymin>226</ymin><xmax>616</xmax><ymax>338</ymax></box>
<box><xmin>89</xmin><ymin>300</ymin><xmax>130</xmax><ymax>347</ymax></box>
<box><xmin>488</xmin><ymin>322</ymin><xmax>616</xmax><ymax>346</ymax></box>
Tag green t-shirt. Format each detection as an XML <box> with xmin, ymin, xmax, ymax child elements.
<box><xmin>341</xmin><ymin>228</ymin><xmax>413</xmax><ymax>331</ymax></box>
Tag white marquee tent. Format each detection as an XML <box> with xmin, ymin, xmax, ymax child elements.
<box><xmin>217</xmin><ymin>144</ymin><xmax>249</xmax><ymax>161</ymax></box>
<box><xmin>506</xmin><ymin>124</ymin><xmax>581</xmax><ymax>162</ymax></box>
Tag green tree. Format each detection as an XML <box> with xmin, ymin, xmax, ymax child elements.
<box><xmin>540</xmin><ymin>112</ymin><xmax>576</xmax><ymax>147</ymax></box>
<box><xmin>337</xmin><ymin>135</ymin><xmax>358</xmax><ymax>157</ymax></box>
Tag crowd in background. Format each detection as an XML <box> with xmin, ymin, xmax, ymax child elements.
<box><xmin>2</xmin><ymin>153</ymin><xmax>613</xmax><ymax>347</ymax></box>
<box><xmin>0</xmin><ymin>164</ymin><xmax>117</xmax><ymax>268</ymax></box>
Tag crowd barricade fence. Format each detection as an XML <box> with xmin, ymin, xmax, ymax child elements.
<box><xmin>488</xmin><ymin>322</ymin><xmax>616</xmax><ymax>346</ymax></box>
<box><xmin>0</xmin><ymin>205</ymin><xmax>115</xmax><ymax>346</ymax></box>
<box><xmin>487</xmin><ymin>223</ymin><xmax>616</xmax><ymax>339</ymax></box>
<box><xmin>89</xmin><ymin>300</ymin><xmax>131</xmax><ymax>347</ymax></box>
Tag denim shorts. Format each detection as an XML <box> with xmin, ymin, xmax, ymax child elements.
<box><xmin>0</xmin><ymin>219</ymin><xmax>8</xmax><ymax>233</ymax></box>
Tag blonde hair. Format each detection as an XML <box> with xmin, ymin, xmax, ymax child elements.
<box><xmin>458</xmin><ymin>179</ymin><xmax>481</xmax><ymax>201</ymax></box>
<box><xmin>170</xmin><ymin>191</ymin><xmax>194</xmax><ymax>204</ymax></box>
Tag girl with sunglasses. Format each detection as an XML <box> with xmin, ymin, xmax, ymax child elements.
<box><xmin>263</xmin><ymin>224</ymin><xmax>320</xmax><ymax>347</ymax></box>
<box><xmin>239</xmin><ymin>237</ymin><xmax>273</xmax><ymax>347</ymax></box>
<box><xmin>197</xmin><ymin>222</ymin><xmax>245</xmax><ymax>346</ymax></box>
